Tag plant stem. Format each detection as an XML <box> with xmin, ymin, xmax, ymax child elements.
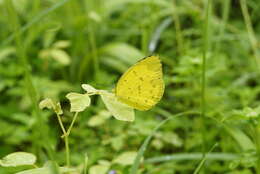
<box><xmin>215</xmin><ymin>0</ymin><xmax>230</xmax><ymax>53</ymax></box>
<box><xmin>240</xmin><ymin>0</ymin><xmax>260</xmax><ymax>69</ymax></box>
<box><xmin>250</xmin><ymin>124</ymin><xmax>260</xmax><ymax>174</ymax></box>
<box><xmin>201</xmin><ymin>0</ymin><xmax>211</xmax><ymax>161</ymax></box>
<box><xmin>239</xmin><ymin>1</ymin><xmax>260</xmax><ymax>171</ymax></box>
<box><xmin>141</xmin><ymin>26</ymin><xmax>149</xmax><ymax>55</ymax></box>
<box><xmin>130</xmin><ymin>111</ymin><xmax>200</xmax><ymax>174</ymax></box>
<box><xmin>5</xmin><ymin>0</ymin><xmax>55</xmax><ymax>160</ymax></box>
<box><xmin>255</xmin><ymin>126</ymin><xmax>260</xmax><ymax>174</ymax></box>
<box><xmin>64</xmin><ymin>136</ymin><xmax>70</xmax><ymax>167</ymax></box>
<box><xmin>172</xmin><ymin>0</ymin><xmax>184</xmax><ymax>55</ymax></box>
<box><xmin>2</xmin><ymin>0</ymin><xmax>70</xmax><ymax>47</ymax></box>
<box><xmin>56</xmin><ymin>112</ymin><xmax>79</xmax><ymax>166</ymax></box>
<box><xmin>88</xmin><ymin>22</ymin><xmax>99</xmax><ymax>81</ymax></box>
<box><xmin>193</xmin><ymin>143</ymin><xmax>218</xmax><ymax>174</ymax></box>
<box><xmin>56</xmin><ymin>114</ymin><xmax>70</xmax><ymax>166</ymax></box>
<box><xmin>56</xmin><ymin>114</ymin><xmax>67</xmax><ymax>136</ymax></box>
<box><xmin>66</xmin><ymin>112</ymin><xmax>79</xmax><ymax>137</ymax></box>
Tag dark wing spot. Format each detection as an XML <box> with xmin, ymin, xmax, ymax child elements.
<box><xmin>138</xmin><ymin>86</ymin><xmax>141</xmax><ymax>90</ymax></box>
<box><xmin>138</xmin><ymin>86</ymin><xmax>141</xmax><ymax>94</ymax></box>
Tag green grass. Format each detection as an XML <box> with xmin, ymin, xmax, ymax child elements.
<box><xmin>1</xmin><ymin>0</ymin><xmax>260</xmax><ymax>173</ymax></box>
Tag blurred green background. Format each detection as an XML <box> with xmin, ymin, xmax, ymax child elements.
<box><xmin>1</xmin><ymin>0</ymin><xmax>260</xmax><ymax>173</ymax></box>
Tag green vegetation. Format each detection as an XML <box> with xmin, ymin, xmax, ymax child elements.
<box><xmin>1</xmin><ymin>0</ymin><xmax>260</xmax><ymax>173</ymax></box>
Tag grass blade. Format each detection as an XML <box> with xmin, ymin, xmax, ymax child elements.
<box><xmin>129</xmin><ymin>111</ymin><xmax>200</xmax><ymax>174</ymax></box>
<box><xmin>145</xmin><ymin>152</ymin><xmax>239</xmax><ymax>163</ymax></box>
<box><xmin>193</xmin><ymin>143</ymin><xmax>218</xmax><ymax>174</ymax></box>
<box><xmin>2</xmin><ymin>0</ymin><xmax>70</xmax><ymax>46</ymax></box>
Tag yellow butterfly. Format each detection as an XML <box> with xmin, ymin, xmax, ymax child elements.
<box><xmin>115</xmin><ymin>55</ymin><xmax>164</xmax><ymax>111</ymax></box>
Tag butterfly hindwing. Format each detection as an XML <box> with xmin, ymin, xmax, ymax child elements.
<box><xmin>115</xmin><ymin>56</ymin><xmax>164</xmax><ymax>111</ymax></box>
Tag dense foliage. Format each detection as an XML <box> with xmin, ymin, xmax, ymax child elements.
<box><xmin>1</xmin><ymin>0</ymin><xmax>260</xmax><ymax>173</ymax></box>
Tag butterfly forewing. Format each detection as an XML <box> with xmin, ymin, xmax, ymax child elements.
<box><xmin>115</xmin><ymin>56</ymin><xmax>164</xmax><ymax>111</ymax></box>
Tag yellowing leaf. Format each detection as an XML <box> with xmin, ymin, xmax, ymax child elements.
<box><xmin>50</xmin><ymin>49</ymin><xmax>70</xmax><ymax>65</ymax></box>
<box><xmin>53</xmin><ymin>40</ymin><xmax>71</xmax><ymax>49</ymax></box>
<box><xmin>89</xmin><ymin>164</ymin><xmax>110</xmax><ymax>174</ymax></box>
<box><xmin>39</xmin><ymin>98</ymin><xmax>54</xmax><ymax>110</ymax></box>
<box><xmin>84</xmin><ymin>153</ymin><xmax>88</xmax><ymax>172</ymax></box>
<box><xmin>88</xmin><ymin>110</ymin><xmax>111</xmax><ymax>127</ymax></box>
<box><xmin>38</xmin><ymin>49</ymin><xmax>50</xmax><ymax>60</ymax></box>
<box><xmin>39</xmin><ymin>98</ymin><xmax>63</xmax><ymax>115</ymax></box>
<box><xmin>82</xmin><ymin>84</ymin><xmax>98</xmax><ymax>94</ymax></box>
<box><xmin>88</xmin><ymin>11</ymin><xmax>102</xmax><ymax>22</ymax></box>
<box><xmin>66</xmin><ymin>92</ymin><xmax>91</xmax><ymax>112</ymax></box>
<box><xmin>0</xmin><ymin>47</ymin><xmax>15</xmax><ymax>62</ymax></box>
<box><xmin>113</xmin><ymin>151</ymin><xmax>137</xmax><ymax>166</ymax></box>
<box><xmin>0</xmin><ymin>152</ymin><xmax>36</xmax><ymax>167</ymax></box>
<box><xmin>100</xmin><ymin>91</ymin><xmax>134</xmax><ymax>122</ymax></box>
<box><xmin>15</xmin><ymin>166</ymin><xmax>77</xmax><ymax>174</ymax></box>
<box><xmin>54</xmin><ymin>102</ymin><xmax>63</xmax><ymax>115</ymax></box>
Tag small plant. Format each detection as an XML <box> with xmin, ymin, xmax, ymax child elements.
<box><xmin>0</xmin><ymin>83</ymin><xmax>137</xmax><ymax>174</ymax></box>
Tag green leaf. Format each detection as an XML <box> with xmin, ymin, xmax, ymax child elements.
<box><xmin>53</xmin><ymin>40</ymin><xmax>71</xmax><ymax>49</ymax></box>
<box><xmin>225</xmin><ymin>125</ymin><xmax>255</xmax><ymax>151</ymax></box>
<box><xmin>50</xmin><ymin>49</ymin><xmax>70</xmax><ymax>65</ymax></box>
<box><xmin>88</xmin><ymin>110</ymin><xmax>111</xmax><ymax>127</ymax></box>
<box><xmin>0</xmin><ymin>47</ymin><xmax>15</xmax><ymax>62</ymax></box>
<box><xmin>113</xmin><ymin>151</ymin><xmax>137</xmax><ymax>166</ymax></box>
<box><xmin>0</xmin><ymin>152</ymin><xmax>36</xmax><ymax>167</ymax></box>
<box><xmin>66</xmin><ymin>92</ymin><xmax>91</xmax><ymax>112</ymax></box>
<box><xmin>88</xmin><ymin>11</ymin><xmax>102</xmax><ymax>22</ymax></box>
<box><xmin>84</xmin><ymin>153</ymin><xmax>88</xmax><ymax>174</ymax></box>
<box><xmin>100</xmin><ymin>91</ymin><xmax>134</xmax><ymax>122</ymax></box>
<box><xmin>103</xmin><ymin>0</ymin><xmax>171</xmax><ymax>16</ymax></box>
<box><xmin>81</xmin><ymin>84</ymin><xmax>98</xmax><ymax>94</ymax></box>
<box><xmin>242</xmin><ymin>107</ymin><xmax>260</xmax><ymax>119</ymax></box>
<box><xmin>15</xmin><ymin>167</ymin><xmax>77</xmax><ymax>174</ymax></box>
<box><xmin>100</xmin><ymin>43</ymin><xmax>144</xmax><ymax>69</ymax></box>
<box><xmin>89</xmin><ymin>164</ymin><xmax>110</xmax><ymax>174</ymax></box>
<box><xmin>130</xmin><ymin>111</ymin><xmax>199</xmax><ymax>174</ymax></box>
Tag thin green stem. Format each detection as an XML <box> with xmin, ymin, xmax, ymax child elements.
<box><xmin>56</xmin><ymin>112</ymin><xmax>79</xmax><ymax>166</ymax></box>
<box><xmin>130</xmin><ymin>110</ymin><xmax>200</xmax><ymax>174</ymax></box>
<box><xmin>215</xmin><ymin>0</ymin><xmax>230</xmax><ymax>53</ymax></box>
<box><xmin>66</xmin><ymin>112</ymin><xmax>79</xmax><ymax>137</ymax></box>
<box><xmin>141</xmin><ymin>26</ymin><xmax>149</xmax><ymax>55</ymax></box>
<box><xmin>249</xmin><ymin>124</ymin><xmax>260</xmax><ymax>174</ymax></box>
<box><xmin>5</xmin><ymin>0</ymin><xmax>55</xmax><ymax>160</ymax></box>
<box><xmin>145</xmin><ymin>152</ymin><xmax>239</xmax><ymax>163</ymax></box>
<box><xmin>201</xmin><ymin>0</ymin><xmax>211</xmax><ymax>155</ymax></box>
<box><xmin>2</xmin><ymin>0</ymin><xmax>70</xmax><ymax>47</ymax></box>
<box><xmin>172</xmin><ymin>0</ymin><xmax>184</xmax><ymax>55</ymax></box>
<box><xmin>255</xmin><ymin>126</ymin><xmax>260</xmax><ymax>174</ymax></box>
<box><xmin>89</xmin><ymin>22</ymin><xmax>99</xmax><ymax>81</ymax></box>
<box><xmin>84</xmin><ymin>154</ymin><xmax>88</xmax><ymax>174</ymax></box>
<box><xmin>56</xmin><ymin>114</ymin><xmax>67</xmax><ymax>136</ymax></box>
<box><xmin>193</xmin><ymin>143</ymin><xmax>218</xmax><ymax>174</ymax></box>
<box><xmin>64</xmin><ymin>136</ymin><xmax>70</xmax><ymax>167</ymax></box>
<box><xmin>240</xmin><ymin>0</ymin><xmax>260</xmax><ymax>69</ymax></box>
<box><xmin>240</xmin><ymin>1</ymin><xmax>260</xmax><ymax>171</ymax></box>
